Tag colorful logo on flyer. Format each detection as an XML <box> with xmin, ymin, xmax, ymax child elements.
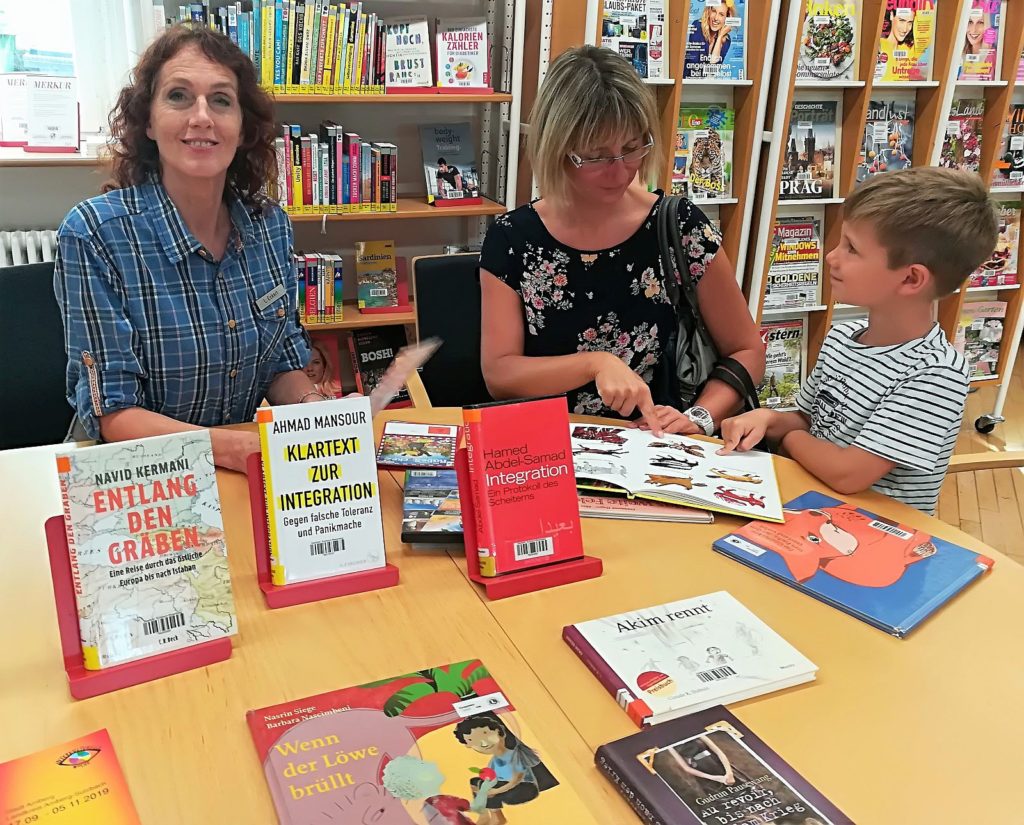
<box><xmin>56</xmin><ymin>748</ymin><xmax>101</xmax><ymax>768</ymax></box>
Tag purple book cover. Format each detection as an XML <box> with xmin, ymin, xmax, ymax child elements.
<box><xmin>595</xmin><ymin>706</ymin><xmax>853</xmax><ymax>825</ymax></box>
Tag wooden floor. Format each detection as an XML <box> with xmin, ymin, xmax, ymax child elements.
<box><xmin>939</xmin><ymin>356</ymin><xmax>1024</xmax><ymax>565</ymax></box>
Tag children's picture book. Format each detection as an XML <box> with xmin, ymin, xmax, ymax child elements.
<box><xmin>418</xmin><ymin>123</ymin><xmax>481</xmax><ymax>206</ymax></box>
<box><xmin>596</xmin><ymin>706</ymin><xmax>854</xmax><ymax>825</ymax></box>
<box><xmin>435</xmin><ymin>17</ymin><xmax>489</xmax><ymax>90</ymax></box>
<box><xmin>355</xmin><ymin>239</ymin><xmax>398</xmax><ymax>310</ymax></box>
<box><xmin>306</xmin><ymin>332</ymin><xmax>344</xmax><ymax>399</ymax></box>
<box><xmin>348</xmin><ymin>326</ymin><xmax>412</xmax><ymax>407</ymax></box>
<box><xmin>563</xmin><ymin>591</ymin><xmax>817</xmax><ymax>727</ymax></box>
<box><xmin>402</xmin><ymin>469</ymin><xmax>463</xmax><ymax>545</ymax></box>
<box><xmin>384</xmin><ymin>17</ymin><xmax>433</xmax><ymax>90</ymax></box>
<box><xmin>757</xmin><ymin>319</ymin><xmax>806</xmax><ymax>410</ymax></box>
<box><xmin>578</xmin><ymin>492</ymin><xmax>714</xmax><ymax>523</ymax></box>
<box><xmin>246</xmin><ymin>659</ymin><xmax>591</xmax><ymax>824</ymax></box>
<box><xmin>0</xmin><ymin>729</ymin><xmax>141</xmax><ymax>824</ymax></box>
<box><xmin>55</xmin><ymin>431</ymin><xmax>236</xmax><ymax>670</ymax></box>
<box><xmin>601</xmin><ymin>0</ymin><xmax>667</xmax><ymax>80</ymax></box>
<box><xmin>569</xmin><ymin>424</ymin><xmax>784</xmax><ymax>522</ymax></box>
<box><xmin>765</xmin><ymin>217</ymin><xmax>822</xmax><ymax>309</ymax></box>
<box><xmin>955</xmin><ymin>301</ymin><xmax>1007</xmax><ymax>378</ymax></box>
<box><xmin>874</xmin><ymin>0</ymin><xmax>937</xmax><ymax>83</ymax></box>
<box><xmin>684</xmin><ymin>0</ymin><xmax>747</xmax><ymax>80</ymax></box>
<box><xmin>957</xmin><ymin>0</ymin><xmax>1001</xmax><ymax>81</ymax></box>
<box><xmin>713</xmin><ymin>491</ymin><xmax>995</xmax><ymax>637</ymax></box>
<box><xmin>780</xmin><ymin>100</ymin><xmax>839</xmax><ymax>200</ymax></box>
<box><xmin>856</xmin><ymin>96</ymin><xmax>915</xmax><ymax>183</ymax></box>
<box><xmin>677</xmin><ymin>104</ymin><xmax>734</xmax><ymax>200</ymax></box>
<box><xmin>992</xmin><ymin>104</ymin><xmax>1024</xmax><ymax>190</ymax></box>
<box><xmin>970</xmin><ymin>201</ymin><xmax>1021</xmax><ymax>284</ymax></box>
<box><xmin>377</xmin><ymin>422</ymin><xmax>459</xmax><ymax>469</ymax></box>
<box><xmin>257</xmin><ymin>397</ymin><xmax>385</xmax><ymax>586</ymax></box>
<box><xmin>796</xmin><ymin>0</ymin><xmax>857</xmax><ymax>81</ymax></box>
<box><xmin>940</xmin><ymin>98</ymin><xmax>984</xmax><ymax>173</ymax></box>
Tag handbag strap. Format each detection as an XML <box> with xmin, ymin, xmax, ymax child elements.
<box><xmin>710</xmin><ymin>356</ymin><xmax>761</xmax><ymax>413</ymax></box>
<box><xmin>658</xmin><ymin>195</ymin><xmax>714</xmax><ymax>342</ymax></box>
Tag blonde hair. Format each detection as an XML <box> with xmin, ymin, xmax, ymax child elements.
<box><xmin>701</xmin><ymin>0</ymin><xmax>737</xmax><ymax>45</ymax></box>
<box><xmin>843</xmin><ymin>167</ymin><xmax>998</xmax><ymax>296</ymax></box>
<box><xmin>528</xmin><ymin>46</ymin><xmax>660</xmax><ymax>204</ymax></box>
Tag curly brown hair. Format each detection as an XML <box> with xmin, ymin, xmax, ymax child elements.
<box><xmin>106</xmin><ymin>24</ymin><xmax>277</xmax><ymax>204</ymax></box>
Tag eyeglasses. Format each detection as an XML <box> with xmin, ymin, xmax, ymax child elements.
<box><xmin>567</xmin><ymin>136</ymin><xmax>655</xmax><ymax>170</ymax></box>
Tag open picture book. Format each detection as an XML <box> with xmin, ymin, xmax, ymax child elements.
<box><xmin>568</xmin><ymin>424</ymin><xmax>783</xmax><ymax>522</ymax></box>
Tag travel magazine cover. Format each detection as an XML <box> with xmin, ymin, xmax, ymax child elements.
<box><xmin>856</xmin><ymin>97</ymin><xmax>915</xmax><ymax>183</ymax></box>
<box><xmin>765</xmin><ymin>217</ymin><xmax>822</xmax><ymax>310</ymax></box>
<box><xmin>796</xmin><ymin>0</ymin><xmax>857</xmax><ymax>81</ymax></box>
<box><xmin>355</xmin><ymin>239</ymin><xmax>399</xmax><ymax>310</ymax></box>
<box><xmin>677</xmin><ymin>105</ymin><xmax>734</xmax><ymax>200</ymax></box>
<box><xmin>780</xmin><ymin>101</ymin><xmax>839</xmax><ymax>199</ymax></box>
<box><xmin>757</xmin><ymin>319</ymin><xmax>806</xmax><ymax>411</ymax></box>
<box><xmin>874</xmin><ymin>0</ymin><xmax>937</xmax><ymax>83</ymax></box>
<box><xmin>684</xmin><ymin>0</ymin><xmax>746</xmax><ymax>80</ymax></box>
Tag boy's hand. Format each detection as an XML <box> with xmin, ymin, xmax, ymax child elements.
<box><xmin>718</xmin><ymin>410</ymin><xmax>775</xmax><ymax>455</ymax></box>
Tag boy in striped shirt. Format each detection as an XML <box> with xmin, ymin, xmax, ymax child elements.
<box><xmin>720</xmin><ymin>168</ymin><xmax>999</xmax><ymax>514</ymax></box>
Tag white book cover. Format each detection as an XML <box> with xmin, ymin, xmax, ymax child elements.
<box><xmin>435</xmin><ymin>17</ymin><xmax>489</xmax><ymax>89</ymax></box>
<box><xmin>0</xmin><ymin>74</ymin><xmax>30</xmax><ymax>144</ymax></box>
<box><xmin>569</xmin><ymin>424</ymin><xmax>784</xmax><ymax>521</ymax></box>
<box><xmin>258</xmin><ymin>397</ymin><xmax>385</xmax><ymax>585</ymax></box>
<box><xmin>569</xmin><ymin>591</ymin><xmax>817</xmax><ymax>725</ymax></box>
<box><xmin>384</xmin><ymin>17</ymin><xmax>433</xmax><ymax>88</ymax></box>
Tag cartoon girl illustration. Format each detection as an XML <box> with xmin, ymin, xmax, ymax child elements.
<box><xmin>453</xmin><ymin>713</ymin><xmax>558</xmax><ymax>825</ymax></box>
<box><xmin>705</xmin><ymin>646</ymin><xmax>732</xmax><ymax>666</ymax></box>
<box><xmin>686</xmin><ymin>1</ymin><xmax>737</xmax><ymax>73</ymax></box>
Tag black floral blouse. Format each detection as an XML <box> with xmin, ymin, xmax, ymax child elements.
<box><xmin>480</xmin><ymin>190</ymin><xmax>722</xmax><ymax>417</ymax></box>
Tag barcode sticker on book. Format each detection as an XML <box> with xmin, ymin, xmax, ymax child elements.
<box><xmin>724</xmin><ymin>536</ymin><xmax>766</xmax><ymax>556</ymax></box>
<box><xmin>142</xmin><ymin>612</ymin><xmax>185</xmax><ymax>636</ymax></box>
<box><xmin>697</xmin><ymin>666</ymin><xmax>737</xmax><ymax>683</ymax></box>
<box><xmin>868</xmin><ymin>520</ymin><xmax>913</xmax><ymax>540</ymax></box>
<box><xmin>514</xmin><ymin>536</ymin><xmax>554</xmax><ymax>561</ymax></box>
<box><xmin>311</xmin><ymin>538</ymin><xmax>345</xmax><ymax>556</ymax></box>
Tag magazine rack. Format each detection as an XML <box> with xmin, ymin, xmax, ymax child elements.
<box><xmin>246</xmin><ymin>453</ymin><xmax>399</xmax><ymax>609</ymax></box>
<box><xmin>43</xmin><ymin>516</ymin><xmax>232</xmax><ymax>700</ymax></box>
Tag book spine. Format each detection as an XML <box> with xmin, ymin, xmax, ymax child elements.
<box><xmin>294</xmin><ymin>253</ymin><xmax>305</xmax><ymax>322</ymax></box>
<box><xmin>227</xmin><ymin>3</ymin><xmax>238</xmax><ymax>43</ymax></box>
<box><xmin>594</xmin><ymin>750</ymin><xmax>665</xmax><ymax>825</ymax></box>
<box><xmin>347</xmin><ymin>133</ymin><xmax>360</xmax><ymax>209</ymax></box>
<box><xmin>323</xmin><ymin>3</ymin><xmax>337</xmax><ymax>87</ymax></box>
<box><xmin>56</xmin><ymin>464</ymin><xmax>102</xmax><ymax>670</ymax></box>
<box><xmin>333</xmin><ymin>255</ymin><xmax>344</xmax><ymax>320</ymax></box>
<box><xmin>303</xmin><ymin>254</ymin><xmax>316</xmax><ymax>323</ymax></box>
<box><xmin>251</xmin><ymin>0</ymin><xmax>261</xmax><ymax>72</ymax></box>
<box><xmin>314</xmin><ymin>0</ymin><xmax>328</xmax><ymax>85</ymax></box>
<box><xmin>274</xmin><ymin>136</ymin><xmax>287</xmax><ymax>206</ymax></box>
<box><xmin>360</xmin><ymin>141</ymin><xmax>371</xmax><ymax>212</ymax></box>
<box><xmin>309</xmin><ymin>136</ymin><xmax>320</xmax><ymax>209</ymax></box>
<box><xmin>290</xmin><ymin>1</ymin><xmax>305</xmax><ymax>85</ymax></box>
<box><xmin>273</xmin><ymin>1</ymin><xmax>285</xmax><ymax>86</ymax></box>
<box><xmin>348</xmin><ymin>333</ymin><xmax>366</xmax><ymax>393</ymax></box>
<box><xmin>562</xmin><ymin>626</ymin><xmax>651</xmax><ymax>727</ymax></box>
<box><xmin>301</xmin><ymin>135</ymin><xmax>313</xmax><ymax>211</ymax></box>
<box><xmin>262</xmin><ymin>0</ymin><xmax>275</xmax><ymax>86</ymax></box>
<box><xmin>462</xmin><ymin>412</ymin><xmax>499</xmax><ymax>576</ymax></box>
<box><xmin>300</xmin><ymin>0</ymin><xmax>315</xmax><ymax>86</ymax></box>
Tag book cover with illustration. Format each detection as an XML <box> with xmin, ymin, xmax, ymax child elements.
<box><xmin>563</xmin><ymin>591</ymin><xmax>816</xmax><ymax>727</ymax></box>
<box><xmin>348</xmin><ymin>326</ymin><xmax>412</xmax><ymax>407</ymax></box>
<box><xmin>55</xmin><ymin>431</ymin><xmax>235</xmax><ymax>671</ymax></box>
<box><xmin>765</xmin><ymin>217</ymin><xmax>822</xmax><ymax>310</ymax></box>
<box><xmin>780</xmin><ymin>101</ymin><xmax>839</xmax><ymax>200</ymax></box>
<box><xmin>378</xmin><ymin>422</ymin><xmax>459</xmax><ymax>469</ymax></box>
<box><xmin>257</xmin><ymin>397</ymin><xmax>385</xmax><ymax>586</ymax></box>
<box><xmin>955</xmin><ymin>301</ymin><xmax>1007</xmax><ymax>378</ymax></box>
<box><xmin>677</xmin><ymin>105</ymin><xmax>734</xmax><ymax>200</ymax></box>
<box><xmin>355</xmin><ymin>239</ymin><xmax>399</xmax><ymax>310</ymax></box>
<box><xmin>419</xmin><ymin>123</ymin><xmax>482</xmax><ymax>205</ymax></box>
<box><xmin>384</xmin><ymin>18</ymin><xmax>433</xmax><ymax>90</ymax></box>
<box><xmin>601</xmin><ymin>0</ymin><xmax>667</xmax><ymax>80</ymax></box>
<box><xmin>568</xmin><ymin>424</ymin><xmax>784</xmax><ymax>522</ymax></box>
<box><xmin>0</xmin><ymin>729</ymin><xmax>141</xmax><ymax>824</ymax></box>
<box><xmin>796</xmin><ymin>0</ymin><xmax>857</xmax><ymax>81</ymax></box>
<box><xmin>970</xmin><ymin>201</ymin><xmax>1020</xmax><ymax>285</ymax></box>
<box><xmin>402</xmin><ymin>469</ymin><xmax>463</xmax><ymax>545</ymax></box>
<box><xmin>940</xmin><ymin>98</ymin><xmax>984</xmax><ymax>173</ymax></box>
<box><xmin>713</xmin><ymin>491</ymin><xmax>995</xmax><ymax>637</ymax></box>
<box><xmin>684</xmin><ymin>0</ymin><xmax>747</xmax><ymax>80</ymax></box>
<box><xmin>596</xmin><ymin>706</ymin><xmax>853</xmax><ymax>825</ymax></box>
<box><xmin>245</xmin><ymin>659</ymin><xmax>591</xmax><ymax>824</ymax></box>
<box><xmin>992</xmin><ymin>104</ymin><xmax>1024</xmax><ymax>190</ymax></box>
<box><xmin>435</xmin><ymin>18</ymin><xmax>489</xmax><ymax>90</ymax></box>
<box><xmin>957</xmin><ymin>0</ymin><xmax>1001</xmax><ymax>81</ymax></box>
<box><xmin>874</xmin><ymin>0</ymin><xmax>937</xmax><ymax>83</ymax></box>
<box><xmin>757</xmin><ymin>319</ymin><xmax>805</xmax><ymax>411</ymax></box>
<box><xmin>856</xmin><ymin>96</ymin><xmax>915</xmax><ymax>183</ymax></box>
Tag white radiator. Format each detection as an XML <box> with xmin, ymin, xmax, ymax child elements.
<box><xmin>0</xmin><ymin>230</ymin><xmax>58</xmax><ymax>268</ymax></box>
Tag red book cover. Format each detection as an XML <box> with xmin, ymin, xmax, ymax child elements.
<box><xmin>346</xmin><ymin>132</ymin><xmax>361</xmax><ymax>208</ymax></box>
<box><xmin>462</xmin><ymin>396</ymin><xmax>584</xmax><ymax>577</ymax></box>
<box><xmin>301</xmin><ymin>136</ymin><xmax>313</xmax><ymax>209</ymax></box>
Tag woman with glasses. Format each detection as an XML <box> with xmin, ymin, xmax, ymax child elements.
<box><xmin>479</xmin><ymin>46</ymin><xmax>763</xmax><ymax>435</ymax></box>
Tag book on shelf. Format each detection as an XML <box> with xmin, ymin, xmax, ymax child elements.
<box><xmin>992</xmin><ymin>104</ymin><xmax>1024</xmax><ymax>190</ymax></box>
<box><xmin>578</xmin><ymin>491</ymin><xmax>714</xmax><ymax>523</ymax></box>
<box><xmin>563</xmin><ymin>591</ymin><xmax>817</xmax><ymax>727</ymax></box>
<box><xmin>957</xmin><ymin>0</ymin><xmax>1001</xmax><ymax>81</ymax></box>
<box><xmin>348</xmin><ymin>326</ymin><xmax>412</xmax><ymax>407</ymax></box>
<box><xmin>354</xmin><ymin>239</ymin><xmax>399</xmax><ymax>310</ymax></box>
<box><xmin>780</xmin><ymin>100</ymin><xmax>839</xmax><ymax>200</ymax></box>
<box><xmin>569</xmin><ymin>424</ymin><xmax>784</xmax><ymax>522</ymax></box>
<box><xmin>874</xmin><ymin>0</ymin><xmax>937</xmax><ymax>83</ymax></box>
<box><xmin>765</xmin><ymin>217</ymin><xmax>822</xmax><ymax>310</ymax></box>
<box><xmin>683</xmin><ymin>0</ymin><xmax>746</xmax><ymax>80</ymax></box>
<box><xmin>383</xmin><ymin>17</ymin><xmax>433</xmax><ymax>91</ymax></box>
<box><xmin>54</xmin><ymin>431</ymin><xmax>236</xmax><ymax>670</ymax></box>
<box><xmin>955</xmin><ymin>300</ymin><xmax>1007</xmax><ymax>378</ymax></box>
<box><xmin>307</xmin><ymin>332</ymin><xmax>344</xmax><ymax>398</ymax></box>
<box><xmin>1019</xmin><ymin>45</ymin><xmax>1024</xmax><ymax>81</ymax></box>
<box><xmin>856</xmin><ymin>97</ymin><xmax>915</xmax><ymax>184</ymax></box>
<box><xmin>796</xmin><ymin>0</ymin><xmax>858</xmax><ymax>82</ymax></box>
<box><xmin>419</xmin><ymin>122</ymin><xmax>482</xmax><ymax>206</ymax></box>
<box><xmin>596</xmin><ymin>706</ymin><xmax>853</xmax><ymax>825</ymax></box>
<box><xmin>246</xmin><ymin>658</ymin><xmax>590</xmax><ymax>824</ymax></box>
<box><xmin>435</xmin><ymin>17</ymin><xmax>490</xmax><ymax>91</ymax></box>
<box><xmin>602</xmin><ymin>0</ymin><xmax>667</xmax><ymax>80</ymax></box>
<box><xmin>969</xmin><ymin>201</ymin><xmax>1020</xmax><ymax>286</ymax></box>
<box><xmin>940</xmin><ymin>98</ymin><xmax>984</xmax><ymax>173</ymax></box>
<box><xmin>296</xmin><ymin>252</ymin><xmax>343</xmax><ymax>325</ymax></box>
<box><xmin>401</xmin><ymin>468</ymin><xmax>464</xmax><ymax>545</ymax></box>
<box><xmin>676</xmin><ymin>104</ymin><xmax>734</xmax><ymax>200</ymax></box>
<box><xmin>757</xmin><ymin>319</ymin><xmax>806</xmax><ymax>411</ymax></box>
<box><xmin>378</xmin><ymin>421</ymin><xmax>459</xmax><ymax>469</ymax></box>
<box><xmin>713</xmin><ymin>490</ymin><xmax>995</xmax><ymax>637</ymax></box>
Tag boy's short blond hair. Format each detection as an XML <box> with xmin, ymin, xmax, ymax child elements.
<box><xmin>528</xmin><ymin>46</ymin><xmax>660</xmax><ymax>204</ymax></box>
<box><xmin>843</xmin><ymin>167</ymin><xmax>999</xmax><ymax>296</ymax></box>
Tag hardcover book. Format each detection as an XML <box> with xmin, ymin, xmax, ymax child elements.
<box><xmin>419</xmin><ymin>123</ymin><xmax>482</xmax><ymax>205</ymax></box>
<box><xmin>245</xmin><ymin>659</ymin><xmax>591</xmax><ymax>824</ymax></box>
<box><xmin>757</xmin><ymin>319</ymin><xmax>805</xmax><ymax>411</ymax></box>
<box><xmin>578</xmin><ymin>492</ymin><xmax>714</xmax><ymax>523</ymax></box>
<box><xmin>55</xmin><ymin>431</ymin><xmax>236</xmax><ymax>670</ymax></box>
<box><xmin>569</xmin><ymin>425</ymin><xmax>784</xmax><ymax>522</ymax></box>
<box><xmin>874</xmin><ymin>0</ymin><xmax>937</xmax><ymax>83</ymax></box>
<box><xmin>941</xmin><ymin>98</ymin><xmax>984</xmax><ymax>173</ymax></box>
<box><xmin>712</xmin><ymin>490</ymin><xmax>995</xmax><ymax>637</ymax></box>
<box><xmin>992</xmin><ymin>104</ymin><xmax>1024</xmax><ymax>190</ymax></box>
<box><xmin>257</xmin><ymin>397</ymin><xmax>385</xmax><ymax>586</ymax></box>
<box><xmin>601</xmin><ymin>0</ymin><xmax>667</xmax><ymax>80</ymax></box>
<box><xmin>780</xmin><ymin>100</ymin><xmax>838</xmax><ymax>199</ymax></box>
<box><xmin>435</xmin><ymin>17</ymin><xmax>489</xmax><ymax>90</ymax></box>
<box><xmin>563</xmin><ymin>591</ymin><xmax>817</xmax><ymax>727</ymax></box>
<box><xmin>355</xmin><ymin>239</ymin><xmax>399</xmax><ymax>309</ymax></box>
<box><xmin>683</xmin><ymin>0</ymin><xmax>746</xmax><ymax>80</ymax></box>
<box><xmin>377</xmin><ymin>422</ymin><xmax>459</xmax><ymax>469</ymax></box>
<box><xmin>970</xmin><ymin>201</ymin><xmax>1020</xmax><ymax>284</ymax></box>
<box><xmin>348</xmin><ymin>326</ymin><xmax>412</xmax><ymax>407</ymax></box>
<box><xmin>402</xmin><ymin>469</ymin><xmax>463</xmax><ymax>545</ymax></box>
<box><xmin>797</xmin><ymin>0</ymin><xmax>857</xmax><ymax>81</ymax></box>
<box><xmin>955</xmin><ymin>301</ymin><xmax>1007</xmax><ymax>378</ymax></box>
<box><xmin>596</xmin><ymin>706</ymin><xmax>853</xmax><ymax>824</ymax></box>
<box><xmin>384</xmin><ymin>17</ymin><xmax>433</xmax><ymax>90</ymax></box>
<box><xmin>677</xmin><ymin>105</ymin><xmax>734</xmax><ymax>200</ymax></box>
<box><xmin>765</xmin><ymin>217</ymin><xmax>822</xmax><ymax>310</ymax></box>
<box><xmin>856</xmin><ymin>96</ymin><xmax>915</xmax><ymax>183</ymax></box>
<box><xmin>957</xmin><ymin>0</ymin><xmax>1001</xmax><ymax>81</ymax></box>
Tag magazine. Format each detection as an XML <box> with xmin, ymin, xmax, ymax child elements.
<box><xmin>992</xmin><ymin>104</ymin><xmax>1024</xmax><ymax>190</ymax></box>
<box><xmin>970</xmin><ymin>201</ymin><xmax>1021</xmax><ymax>285</ymax></box>
<box><xmin>780</xmin><ymin>100</ymin><xmax>839</xmax><ymax>199</ymax></box>
<box><xmin>757</xmin><ymin>319</ymin><xmax>805</xmax><ymax>410</ymax></box>
<box><xmin>874</xmin><ymin>0</ymin><xmax>937</xmax><ymax>83</ymax></box>
<box><xmin>764</xmin><ymin>217</ymin><xmax>822</xmax><ymax>310</ymax></box>
<box><xmin>377</xmin><ymin>422</ymin><xmax>459</xmax><ymax>469</ymax></box>
<box><xmin>957</xmin><ymin>0</ymin><xmax>1001</xmax><ymax>81</ymax></box>
<box><xmin>677</xmin><ymin>105</ymin><xmax>734</xmax><ymax>200</ymax></box>
<box><xmin>601</xmin><ymin>0</ymin><xmax>667</xmax><ymax>80</ymax></box>
<box><xmin>856</xmin><ymin>96</ymin><xmax>915</xmax><ymax>184</ymax></box>
<box><xmin>418</xmin><ymin>122</ymin><xmax>481</xmax><ymax>205</ymax></box>
<box><xmin>401</xmin><ymin>469</ymin><xmax>463</xmax><ymax>544</ymax></box>
<box><xmin>955</xmin><ymin>301</ymin><xmax>1007</xmax><ymax>378</ymax></box>
<box><xmin>796</xmin><ymin>0</ymin><xmax>857</xmax><ymax>81</ymax></box>
<box><xmin>684</xmin><ymin>0</ymin><xmax>746</xmax><ymax>80</ymax></box>
<box><xmin>940</xmin><ymin>98</ymin><xmax>984</xmax><ymax>173</ymax></box>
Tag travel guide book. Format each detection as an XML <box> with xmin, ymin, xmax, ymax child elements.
<box><xmin>378</xmin><ymin>422</ymin><xmax>459</xmax><ymax>469</ymax></box>
<box><xmin>419</xmin><ymin>122</ymin><xmax>482</xmax><ymax>206</ymax></box>
<box><xmin>569</xmin><ymin>425</ymin><xmax>784</xmax><ymax>522</ymax></box>
<box><xmin>941</xmin><ymin>98</ymin><xmax>984</xmax><ymax>173</ymax></box>
<box><xmin>992</xmin><ymin>104</ymin><xmax>1024</xmax><ymax>190</ymax></box>
<box><xmin>780</xmin><ymin>100</ymin><xmax>838</xmax><ymax>200</ymax></box>
<box><xmin>874</xmin><ymin>0</ymin><xmax>937</xmax><ymax>83</ymax></box>
<box><xmin>401</xmin><ymin>469</ymin><xmax>463</xmax><ymax>545</ymax></box>
<box><xmin>601</xmin><ymin>0</ymin><xmax>667</xmax><ymax>80</ymax></box>
<box><xmin>677</xmin><ymin>104</ymin><xmax>734</xmax><ymax>200</ymax></box>
<box><xmin>245</xmin><ymin>659</ymin><xmax>591</xmax><ymax>824</ymax></box>
<box><xmin>684</xmin><ymin>0</ymin><xmax>746</xmax><ymax>80</ymax></box>
<box><xmin>957</xmin><ymin>0</ymin><xmax>1001</xmax><ymax>81</ymax></box>
<box><xmin>563</xmin><ymin>591</ymin><xmax>816</xmax><ymax>727</ymax></box>
<box><xmin>355</xmin><ymin>239</ymin><xmax>399</xmax><ymax>310</ymax></box>
<box><xmin>55</xmin><ymin>431</ymin><xmax>236</xmax><ymax>670</ymax></box>
<box><xmin>765</xmin><ymin>217</ymin><xmax>822</xmax><ymax>310</ymax></box>
<box><xmin>757</xmin><ymin>319</ymin><xmax>806</xmax><ymax>411</ymax></box>
<box><xmin>856</xmin><ymin>96</ymin><xmax>915</xmax><ymax>184</ymax></box>
<box><xmin>796</xmin><ymin>0</ymin><xmax>857</xmax><ymax>82</ymax></box>
<box><xmin>596</xmin><ymin>706</ymin><xmax>853</xmax><ymax>824</ymax></box>
<box><xmin>712</xmin><ymin>491</ymin><xmax>995</xmax><ymax>637</ymax></box>
<box><xmin>578</xmin><ymin>492</ymin><xmax>713</xmax><ymax>523</ymax></box>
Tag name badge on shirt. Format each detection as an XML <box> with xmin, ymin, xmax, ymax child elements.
<box><xmin>255</xmin><ymin>283</ymin><xmax>287</xmax><ymax>311</ymax></box>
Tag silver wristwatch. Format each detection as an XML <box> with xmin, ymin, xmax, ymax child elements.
<box><xmin>683</xmin><ymin>405</ymin><xmax>714</xmax><ymax>436</ymax></box>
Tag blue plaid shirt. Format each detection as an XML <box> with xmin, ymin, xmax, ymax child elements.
<box><xmin>54</xmin><ymin>181</ymin><xmax>311</xmax><ymax>439</ymax></box>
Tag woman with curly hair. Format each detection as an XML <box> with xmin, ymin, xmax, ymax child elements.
<box><xmin>53</xmin><ymin>25</ymin><xmax>324</xmax><ymax>470</ymax></box>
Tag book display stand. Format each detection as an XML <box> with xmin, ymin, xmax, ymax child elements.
<box><xmin>245</xmin><ymin>453</ymin><xmax>399</xmax><ymax>609</ymax></box>
<box><xmin>43</xmin><ymin>516</ymin><xmax>231</xmax><ymax>700</ymax></box>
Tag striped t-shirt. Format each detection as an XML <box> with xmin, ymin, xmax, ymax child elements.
<box><xmin>796</xmin><ymin>320</ymin><xmax>969</xmax><ymax>514</ymax></box>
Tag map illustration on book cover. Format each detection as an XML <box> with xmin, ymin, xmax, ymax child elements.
<box><xmin>713</xmin><ymin>491</ymin><xmax>995</xmax><ymax>637</ymax></box>
<box><xmin>857</xmin><ymin>97</ymin><xmax>915</xmax><ymax>183</ymax></box>
<box><xmin>402</xmin><ymin>469</ymin><xmax>463</xmax><ymax>544</ymax></box>
<box><xmin>684</xmin><ymin>0</ymin><xmax>746</xmax><ymax>80</ymax></box>
<box><xmin>55</xmin><ymin>431</ymin><xmax>236</xmax><ymax>670</ymax></box>
<box><xmin>874</xmin><ymin>0</ymin><xmax>936</xmax><ymax>83</ymax></box>
<box><xmin>419</xmin><ymin>123</ymin><xmax>481</xmax><ymax>205</ymax></box>
<box><xmin>797</xmin><ymin>0</ymin><xmax>857</xmax><ymax>81</ymax></box>
<box><xmin>245</xmin><ymin>659</ymin><xmax>591</xmax><ymax>824</ymax></box>
<box><xmin>677</xmin><ymin>105</ymin><xmax>734</xmax><ymax>200</ymax></box>
<box><xmin>596</xmin><ymin>706</ymin><xmax>853</xmax><ymax>824</ymax></box>
<box><xmin>780</xmin><ymin>101</ymin><xmax>838</xmax><ymax>199</ymax></box>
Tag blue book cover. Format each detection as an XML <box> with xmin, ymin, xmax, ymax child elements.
<box><xmin>342</xmin><ymin>154</ymin><xmax>350</xmax><ymax>207</ymax></box>
<box><xmin>712</xmin><ymin>491</ymin><xmax>993</xmax><ymax>637</ymax></box>
<box><xmin>684</xmin><ymin>0</ymin><xmax>746</xmax><ymax>80</ymax></box>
